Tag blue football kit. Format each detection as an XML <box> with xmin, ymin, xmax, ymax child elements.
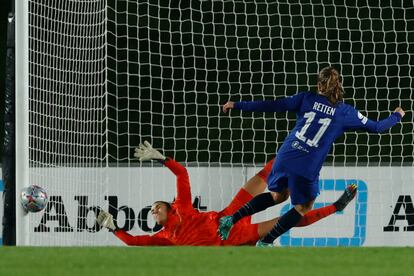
<box><xmin>234</xmin><ymin>92</ymin><xmax>402</xmax><ymax>204</ymax></box>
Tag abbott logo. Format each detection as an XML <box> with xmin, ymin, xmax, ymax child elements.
<box><xmin>34</xmin><ymin>195</ymin><xmax>207</xmax><ymax>233</ymax></box>
<box><xmin>383</xmin><ymin>195</ymin><xmax>414</xmax><ymax>232</ymax></box>
<box><xmin>279</xmin><ymin>179</ymin><xmax>367</xmax><ymax>247</ymax></box>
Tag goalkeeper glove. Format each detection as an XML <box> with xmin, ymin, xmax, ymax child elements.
<box><xmin>97</xmin><ymin>210</ymin><xmax>117</xmax><ymax>231</ymax></box>
<box><xmin>134</xmin><ymin>141</ymin><xmax>166</xmax><ymax>161</ymax></box>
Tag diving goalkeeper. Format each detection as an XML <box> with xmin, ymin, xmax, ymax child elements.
<box><xmin>97</xmin><ymin>141</ymin><xmax>356</xmax><ymax>246</ymax></box>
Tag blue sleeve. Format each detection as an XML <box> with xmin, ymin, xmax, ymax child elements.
<box><xmin>234</xmin><ymin>92</ymin><xmax>306</xmax><ymax>113</ymax></box>
<box><xmin>343</xmin><ymin>106</ymin><xmax>402</xmax><ymax>133</ymax></box>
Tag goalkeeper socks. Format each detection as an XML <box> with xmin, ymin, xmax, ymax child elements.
<box><xmin>261</xmin><ymin>207</ymin><xmax>302</xmax><ymax>244</ymax></box>
<box><xmin>232</xmin><ymin>192</ymin><xmax>275</xmax><ymax>224</ymax></box>
<box><xmin>295</xmin><ymin>205</ymin><xmax>336</xmax><ymax>227</ymax></box>
<box><xmin>257</xmin><ymin>158</ymin><xmax>275</xmax><ymax>181</ymax></box>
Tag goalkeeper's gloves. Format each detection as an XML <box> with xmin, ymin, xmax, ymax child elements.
<box><xmin>97</xmin><ymin>210</ymin><xmax>117</xmax><ymax>231</ymax></box>
<box><xmin>134</xmin><ymin>141</ymin><xmax>166</xmax><ymax>161</ymax></box>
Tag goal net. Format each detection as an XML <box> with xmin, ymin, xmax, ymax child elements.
<box><xmin>15</xmin><ymin>0</ymin><xmax>413</xmax><ymax>246</ymax></box>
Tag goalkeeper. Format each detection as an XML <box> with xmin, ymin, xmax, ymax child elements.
<box><xmin>97</xmin><ymin>141</ymin><xmax>357</xmax><ymax>246</ymax></box>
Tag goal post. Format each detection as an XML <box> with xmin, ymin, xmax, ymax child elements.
<box><xmin>15</xmin><ymin>0</ymin><xmax>30</xmax><ymax>246</ymax></box>
<box><xmin>15</xmin><ymin>0</ymin><xmax>108</xmax><ymax>245</ymax></box>
<box><xmin>11</xmin><ymin>0</ymin><xmax>414</xmax><ymax>246</ymax></box>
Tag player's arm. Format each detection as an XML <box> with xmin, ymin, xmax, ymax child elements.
<box><xmin>97</xmin><ymin>210</ymin><xmax>173</xmax><ymax>246</ymax></box>
<box><xmin>114</xmin><ymin>229</ymin><xmax>173</xmax><ymax>246</ymax></box>
<box><xmin>223</xmin><ymin>92</ymin><xmax>306</xmax><ymax>113</ymax></box>
<box><xmin>162</xmin><ymin>158</ymin><xmax>192</xmax><ymax>207</ymax></box>
<box><xmin>134</xmin><ymin>141</ymin><xmax>192</xmax><ymax>208</ymax></box>
<box><xmin>344</xmin><ymin>106</ymin><xmax>405</xmax><ymax>133</ymax></box>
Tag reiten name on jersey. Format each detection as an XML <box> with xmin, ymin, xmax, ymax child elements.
<box><xmin>312</xmin><ymin>102</ymin><xmax>336</xmax><ymax>116</ymax></box>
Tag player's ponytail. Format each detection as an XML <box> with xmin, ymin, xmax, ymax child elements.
<box><xmin>317</xmin><ymin>66</ymin><xmax>344</xmax><ymax>105</ymax></box>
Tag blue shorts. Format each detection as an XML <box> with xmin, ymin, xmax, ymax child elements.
<box><xmin>267</xmin><ymin>169</ymin><xmax>319</xmax><ymax>205</ymax></box>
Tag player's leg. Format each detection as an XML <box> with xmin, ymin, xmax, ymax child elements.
<box><xmin>231</xmin><ymin>190</ymin><xmax>288</xmax><ymax>223</ymax></box>
<box><xmin>231</xmin><ymin>168</ymin><xmax>292</xmax><ymax>223</ymax></box>
<box><xmin>256</xmin><ymin>200</ymin><xmax>314</xmax><ymax>246</ymax></box>
<box><xmin>257</xmin><ymin>183</ymin><xmax>358</xmax><ymax>239</ymax></box>
<box><xmin>218</xmin><ymin>171</ymin><xmax>290</xmax><ymax>240</ymax></box>
<box><xmin>257</xmin><ymin>202</ymin><xmax>331</xmax><ymax>238</ymax></box>
<box><xmin>222</xmin><ymin>216</ymin><xmax>261</xmax><ymax>246</ymax></box>
<box><xmin>219</xmin><ymin>159</ymin><xmax>279</xmax><ymax>246</ymax></box>
<box><xmin>257</xmin><ymin>173</ymin><xmax>318</xmax><ymax>246</ymax></box>
<box><xmin>297</xmin><ymin>183</ymin><xmax>358</xmax><ymax>226</ymax></box>
<box><xmin>219</xmin><ymin>158</ymin><xmax>277</xmax><ymax>217</ymax></box>
<box><xmin>332</xmin><ymin>183</ymin><xmax>358</xmax><ymax>212</ymax></box>
<box><xmin>235</xmin><ymin>158</ymin><xmax>289</xmax><ymax>223</ymax></box>
<box><xmin>241</xmin><ymin>158</ymin><xmax>275</xmax><ymax>197</ymax></box>
<box><xmin>240</xmin><ymin>175</ymin><xmax>267</xmax><ymax>198</ymax></box>
<box><xmin>218</xmin><ymin>190</ymin><xmax>289</xmax><ymax>240</ymax></box>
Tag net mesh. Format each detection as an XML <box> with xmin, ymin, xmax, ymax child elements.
<box><xmin>107</xmin><ymin>0</ymin><xmax>413</xmax><ymax>166</ymax></box>
<box><xmin>23</xmin><ymin>0</ymin><xmax>414</xmax><ymax>245</ymax></box>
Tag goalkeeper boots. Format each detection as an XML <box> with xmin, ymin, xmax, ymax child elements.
<box><xmin>218</xmin><ymin>216</ymin><xmax>234</xmax><ymax>240</ymax></box>
<box><xmin>255</xmin><ymin>240</ymin><xmax>274</xmax><ymax>247</ymax></box>
<box><xmin>334</xmin><ymin>183</ymin><xmax>358</xmax><ymax>211</ymax></box>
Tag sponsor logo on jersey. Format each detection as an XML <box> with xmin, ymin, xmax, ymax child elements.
<box><xmin>357</xmin><ymin>111</ymin><xmax>368</xmax><ymax>124</ymax></box>
<box><xmin>291</xmin><ymin>140</ymin><xmax>309</xmax><ymax>153</ymax></box>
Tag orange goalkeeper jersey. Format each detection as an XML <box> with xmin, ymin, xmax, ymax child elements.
<box><xmin>114</xmin><ymin>158</ymin><xmax>259</xmax><ymax>246</ymax></box>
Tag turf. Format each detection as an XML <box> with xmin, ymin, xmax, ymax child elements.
<box><xmin>0</xmin><ymin>247</ymin><xmax>413</xmax><ymax>276</ymax></box>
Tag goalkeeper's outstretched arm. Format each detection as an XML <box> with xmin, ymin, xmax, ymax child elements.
<box><xmin>96</xmin><ymin>210</ymin><xmax>173</xmax><ymax>246</ymax></box>
<box><xmin>134</xmin><ymin>140</ymin><xmax>166</xmax><ymax>161</ymax></box>
<box><xmin>134</xmin><ymin>141</ymin><xmax>192</xmax><ymax>208</ymax></box>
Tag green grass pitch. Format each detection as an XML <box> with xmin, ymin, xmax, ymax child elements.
<box><xmin>1</xmin><ymin>247</ymin><xmax>413</xmax><ymax>276</ymax></box>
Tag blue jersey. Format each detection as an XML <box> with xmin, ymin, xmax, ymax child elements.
<box><xmin>234</xmin><ymin>92</ymin><xmax>402</xmax><ymax>180</ymax></box>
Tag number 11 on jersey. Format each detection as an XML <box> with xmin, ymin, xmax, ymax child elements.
<box><xmin>295</xmin><ymin>111</ymin><xmax>331</xmax><ymax>147</ymax></box>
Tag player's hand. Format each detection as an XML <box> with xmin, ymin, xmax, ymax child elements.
<box><xmin>134</xmin><ymin>141</ymin><xmax>166</xmax><ymax>161</ymax></box>
<box><xmin>222</xmin><ymin>101</ymin><xmax>235</xmax><ymax>113</ymax></box>
<box><xmin>394</xmin><ymin>107</ymin><xmax>405</xmax><ymax>118</ymax></box>
<box><xmin>97</xmin><ymin>210</ymin><xmax>116</xmax><ymax>231</ymax></box>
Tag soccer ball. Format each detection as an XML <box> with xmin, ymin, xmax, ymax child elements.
<box><xmin>20</xmin><ymin>185</ymin><xmax>48</xmax><ymax>212</ymax></box>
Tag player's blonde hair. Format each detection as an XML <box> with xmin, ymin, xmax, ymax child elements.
<box><xmin>317</xmin><ymin>66</ymin><xmax>344</xmax><ymax>105</ymax></box>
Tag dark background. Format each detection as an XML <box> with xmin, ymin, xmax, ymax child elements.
<box><xmin>0</xmin><ymin>0</ymin><xmax>12</xmax><ymax>158</ymax></box>
<box><xmin>106</xmin><ymin>0</ymin><xmax>413</xmax><ymax>165</ymax></box>
<box><xmin>3</xmin><ymin>0</ymin><xmax>414</xmax><ymax>166</ymax></box>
